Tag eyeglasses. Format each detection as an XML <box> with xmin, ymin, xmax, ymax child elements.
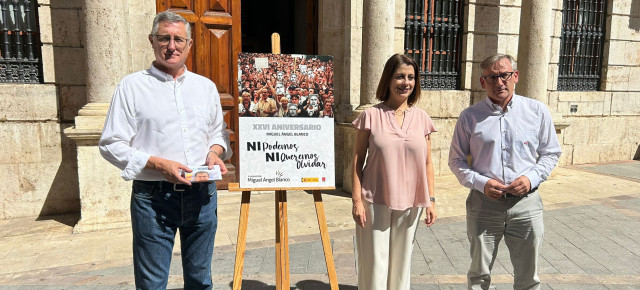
<box><xmin>482</xmin><ymin>72</ymin><xmax>515</xmax><ymax>84</ymax></box>
<box><xmin>154</xmin><ymin>34</ymin><xmax>189</xmax><ymax>48</ymax></box>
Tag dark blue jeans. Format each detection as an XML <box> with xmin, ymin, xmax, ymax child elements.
<box><xmin>131</xmin><ymin>180</ymin><xmax>218</xmax><ymax>290</ymax></box>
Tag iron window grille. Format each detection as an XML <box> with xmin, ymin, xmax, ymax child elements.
<box><xmin>557</xmin><ymin>0</ymin><xmax>606</xmax><ymax>91</ymax></box>
<box><xmin>0</xmin><ymin>0</ymin><xmax>42</xmax><ymax>84</ymax></box>
<box><xmin>404</xmin><ymin>0</ymin><xmax>463</xmax><ymax>90</ymax></box>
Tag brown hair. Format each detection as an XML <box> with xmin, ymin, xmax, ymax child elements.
<box><xmin>375</xmin><ymin>54</ymin><xmax>421</xmax><ymax>106</ymax></box>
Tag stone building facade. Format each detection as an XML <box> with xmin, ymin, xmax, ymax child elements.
<box><xmin>333</xmin><ymin>0</ymin><xmax>640</xmax><ymax>192</ymax></box>
<box><xmin>1</xmin><ymin>0</ymin><xmax>638</xmax><ymax>231</ymax></box>
<box><xmin>0</xmin><ymin>0</ymin><xmax>157</xmax><ymax>228</ymax></box>
<box><xmin>1</xmin><ymin>0</ymin><xmax>85</xmax><ymax>220</ymax></box>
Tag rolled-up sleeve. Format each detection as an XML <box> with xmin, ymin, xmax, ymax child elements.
<box><xmin>98</xmin><ymin>83</ymin><xmax>151</xmax><ymax>181</ymax></box>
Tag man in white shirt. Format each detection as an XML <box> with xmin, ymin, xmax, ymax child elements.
<box><xmin>256</xmin><ymin>88</ymin><xmax>277</xmax><ymax>117</ymax></box>
<box><xmin>449</xmin><ymin>54</ymin><xmax>562</xmax><ymax>290</ymax></box>
<box><xmin>99</xmin><ymin>11</ymin><xmax>231</xmax><ymax>290</ymax></box>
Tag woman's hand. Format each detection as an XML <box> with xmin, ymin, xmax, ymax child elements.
<box><xmin>424</xmin><ymin>205</ymin><xmax>437</xmax><ymax>227</ymax></box>
<box><xmin>352</xmin><ymin>199</ymin><xmax>367</xmax><ymax>228</ymax></box>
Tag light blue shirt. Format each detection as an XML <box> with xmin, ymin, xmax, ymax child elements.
<box><xmin>448</xmin><ymin>94</ymin><xmax>562</xmax><ymax>193</ymax></box>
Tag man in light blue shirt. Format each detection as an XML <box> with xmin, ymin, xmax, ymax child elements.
<box><xmin>449</xmin><ymin>54</ymin><xmax>562</xmax><ymax>290</ymax></box>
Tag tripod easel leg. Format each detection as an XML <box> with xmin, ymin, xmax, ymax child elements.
<box><xmin>275</xmin><ymin>190</ymin><xmax>290</xmax><ymax>290</ymax></box>
<box><xmin>312</xmin><ymin>190</ymin><xmax>339</xmax><ymax>289</ymax></box>
<box><xmin>232</xmin><ymin>190</ymin><xmax>251</xmax><ymax>290</ymax></box>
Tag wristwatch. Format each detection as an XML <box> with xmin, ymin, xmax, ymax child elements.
<box><xmin>429</xmin><ymin>196</ymin><xmax>436</xmax><ymax>203</ymax></box>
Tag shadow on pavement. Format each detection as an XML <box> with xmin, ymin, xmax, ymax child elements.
<box><xmin>295</xmin><ymin>280</ymin><xmax>357</xmax><ymax>290</ymax></box>
<box><xmin>228</xmin><ymin>280</ymin><xmax>284</xmax><ymax>289</ymax></box>
<box><xmin>303</xmin><ymin>189</ymin><xmax>351</xmax><ymax>198</ymax></box>
<box><xmin>227</xmin><ymin>280</ymin><xmax>357</xmax><ymax>289</ymax></box>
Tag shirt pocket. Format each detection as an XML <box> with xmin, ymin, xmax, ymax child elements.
<box><xmin>514</xmin><ymin>129</ymin><xmax>539</xmax><ymax>157</ymax></box>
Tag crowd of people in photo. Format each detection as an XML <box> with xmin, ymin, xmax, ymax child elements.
<box><xmin>238</xmin><ymin>53</ymin><xmax>335</xmax><ymax>118</ymax></box>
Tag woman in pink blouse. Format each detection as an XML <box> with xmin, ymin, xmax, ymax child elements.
<box><xmin>351</xmin><ymin>54</ymin><xmax>437</xmax><ymax>289</ymax></box>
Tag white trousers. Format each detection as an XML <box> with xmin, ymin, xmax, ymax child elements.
<box><xmin>355</xmin><ymin>200</ymin><xmax>423</xmax><ymax>290</ymax></box>
<box><xmin>466</xmin><ymin>190</ymin><xmax>545</xmax><ymax>290</ymax></box>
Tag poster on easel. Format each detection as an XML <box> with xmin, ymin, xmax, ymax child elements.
<box><xmin>237</xmin><ymin>52</ymin><xmax>335</xmax><ymax>189</ymax></box>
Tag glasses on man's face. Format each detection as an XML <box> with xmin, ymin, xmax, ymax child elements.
<box><xmin>154</xmin><ymin>34</ymin><xmax>188</xmax><ymax>48</ymax></box>
<box><xmin>482</xmin><ymin>71</ymin><xmax>515</xmax><ymax>84</ymax></box>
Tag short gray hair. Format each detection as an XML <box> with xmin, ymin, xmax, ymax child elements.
<box><xmin>150</xmin><ymin>11</ymin><xmax>191</xmax><ymax>39</ymax></box>
<box><xmin>480</xmin><ymin>54</ymin><xmax>517</xmax><ymax>71</ymax></box>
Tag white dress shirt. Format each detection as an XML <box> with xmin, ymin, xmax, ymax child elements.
<box><xmin>99</xmin><ymin>65</ymin><xmax>231</xmax><ymax>181</ymax></box>
<box><xmin>448</xmin><ymin>94</ymin><xmax>562</xmax><ymax>193</ymax></box>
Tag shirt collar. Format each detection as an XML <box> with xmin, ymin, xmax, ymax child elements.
<box><xmin>147</xmin><ymin>64</ymin><xmax>189</xmax><ymax>82</ymax></box>
<box><xmin>484</xmin><ymin>94</ymin><xmax>518</xmax><ymax>113</ymax></box>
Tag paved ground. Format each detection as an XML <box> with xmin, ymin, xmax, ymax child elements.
<box><xmin>1</xmin><ymin>160</ymin><xmax>639</xmax><ymax>289</ymax></box>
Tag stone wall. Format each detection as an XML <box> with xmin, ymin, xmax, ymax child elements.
<box><xmin>0</xmin><ymin>0</ymin><xmax>84</xmax><ymax>219</ymax></box>
<box><xmin>339</xmin><ymin>0</ymin><xmax>640</xmax><ymax>192</ymax></box>
<box><xmin>0</xmin><ymin>0</ymin><xmax>156</xmax><ymax>220</ymax></box>
<box><xmin>128</xmin><ymin>1</ymin><xmax>157</xmax><ymax>73</ymax></box>
<box><xmin>548</xmin><ymin>0</ymin><xmax>640</xmax><ymax>164</ymax></box>
<box><xmin>0</xmin><ymin>85</ymin><xmax>79</xmax><ymax>219</ymax></box>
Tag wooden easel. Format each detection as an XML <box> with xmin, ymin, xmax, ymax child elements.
<box><xmin>230</xmin><ymin>33</ymin><xmax>339</xmax><ymax>290</ymax></box>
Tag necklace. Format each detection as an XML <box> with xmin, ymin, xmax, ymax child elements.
<box><xmin>384</xmin><ymin>101</ymin><xmax>408</xmax><ymax>116</ymax></box>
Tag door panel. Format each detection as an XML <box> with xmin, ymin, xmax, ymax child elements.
<box><xmin>209</xmin><ymin>0</ymin><xmax>228</xmax><ymax>11</ymax></box>
<box><xmin>157</xmin><ymin>0</ymin><xmax>192</xmax><ymax>11</ymax></box>
<box><xmin>207</xmin><ymin>28</ymin><xmax>231</xmax><ymax>93</ymax></box>
<box><xmin>157</xmin><ymin>0</ymin><xmax>240</xmax><ymax>189</ymax></box>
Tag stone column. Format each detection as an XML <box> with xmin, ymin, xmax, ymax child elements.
<box><xmin>84</xmin><ymin>1</ymin><xmax>131</xmax><ymax>103</ymax></box>
<box><xmin>64</xmin><ymin>1</ymin><xmax>133</xmax><ymax>233</ymax></box>
<box><xmin>343</xmin><ymin>0</ymin><xmax>395</xmax><ymax>194</ymax></box>
<box><xmin>515</xmin><ymin>0</ymin><xmax>552</xmax><ymax>104</ymax></box>
<box><xmin>359</xmin><ymin>0</ymin><xmax>395</xmax><ymax>106</ymax></box>
<box><xmin>516</xmin><ymin>0</ymin><xmax>569</xmax><ymax>165</ymax></box>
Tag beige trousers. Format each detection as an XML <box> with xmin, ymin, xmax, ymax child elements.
<box><xmin>466</xmin><ymin>190</ymin><xmax>545</xmax><ymax>290</ymax></box>
<box><xmin>355</xmin><ymin>200</ymin><xmax>423</xmax><ymax>290</ymax></box>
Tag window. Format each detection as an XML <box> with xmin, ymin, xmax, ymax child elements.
<box><xmin>0</xmin><ymin>0</ymin><xmax>42</xmax><ymax>84</ymax></box>
<box><xmin>404</xmin><ymin>0</ymin><xmax>463</xmax><ymax>90</ymax></box>
<box><xmin>557</xmin><ymin>0</ymin><xmax>606</xmax><ymax>91</ymax></box>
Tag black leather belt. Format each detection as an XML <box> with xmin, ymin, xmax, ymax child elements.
<box><xmin>169</xmin><ymin>181</ymin><xmax>211</xmax><ymax>191</ymax></box>
<box><xmin>134</xmin><ymin>180</ymin><xmax>211</xmax><ymax>192</ymax></box>
<box><xmin>502</xmin><ymin>187</ymin><xmax>538</xmax><ymax>199</ymax></box>
<box><xmin>503</xmin><ymin>193</ymin><xmax>523</xmax><ymax>199</ymax></box>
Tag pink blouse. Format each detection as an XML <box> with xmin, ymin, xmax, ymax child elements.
<box><xmin>352</xmin><ymin>103</ymin><xmax>437</xmax><ymax>210</ymax></box>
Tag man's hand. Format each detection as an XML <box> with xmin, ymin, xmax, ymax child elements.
<box><xmin>206</xmin><ymin>151</ymin><xmax>228</xmax><ymax>175</ymax></box>
<box><xmin>484</xmin><ymin>179</ymin><xmax>508</xmax><ymax>199</ymax></box>
<box><xmin>147</xmin><ymin>156</ymin><xmax>192</xmax><ymax>185</ymax></box>
<box><xmin>504</xmin><ymin>176</ymin><xmax>531</xmax><ymax>196</ymax></box>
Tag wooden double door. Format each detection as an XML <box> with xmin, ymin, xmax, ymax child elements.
<box><xmin>157</xmin><ymin>0</ymin><xmax>241</xmax><ymax>189</ymax></box>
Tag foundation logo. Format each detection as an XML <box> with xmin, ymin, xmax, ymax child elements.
<box><xmin>301</xmin><ymin>177</ymin><xmax>319</xmax><ymax>182</ymax></box>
